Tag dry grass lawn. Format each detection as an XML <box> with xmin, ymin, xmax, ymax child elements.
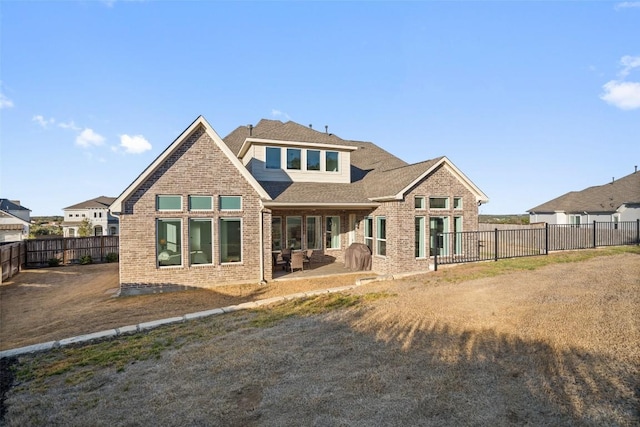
<box><xmin>1</xmin><ymin>248</ymin><xmax>639</xmax><ymax>426</ymax></box>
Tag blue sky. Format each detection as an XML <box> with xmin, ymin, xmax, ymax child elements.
<box><xmin>1</xmin><ymin>1</ymin><xmax>639</xmax><ymax>217</ymax></box>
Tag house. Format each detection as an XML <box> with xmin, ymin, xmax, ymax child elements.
<box><xmin>62</xmin><ymin>196</ymin><xmax>119</xmax><ymax>237</ymax></box>
<box><xmin>528</xmin><ymin>169</ymin><xmax>640</xmax><ymax>225</ymax></box>
<box><xmin>0</xmin><ymin>199</ymin><xmax>31</xmax><ymax>242</ymax></box>
<box><xmin>110</xmin><ymin>116</ymin><xmax>488</xmax><ymax>292</ymax></box>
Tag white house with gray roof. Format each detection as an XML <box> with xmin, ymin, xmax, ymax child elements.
<box><xmin>528</xmin><ymin>169</ymin><xmax>640</xmax><ymax>225</ymax></box>
<box><xmin>0</xmin><ymin>199</ymin><xmax>31</xmax><ymax>242</ymax></box>
<box><xmin>62</xmin><ymin>196</ymin><xmax>119</xmax><ymax>237</ymax></box>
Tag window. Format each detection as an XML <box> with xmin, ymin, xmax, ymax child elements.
<box><xmin>220</xmin><ymin>218</ymin><xmax>241</xmax><ymax>263</ymax></box>
<box><xmin>364</xmin><ymin>217</ymin><xmax>373</xmax><ymax>252</ymax></box>
<box><xmin>69</xmin><ymin>228</ymin><xmax>75</xmax><ymax>237</ymax></box>
<box><xmin>219</xmin><ymin>196</ymin><xmax>241</xmax><ymax>211</ymax></box>
<box><xmin>430</xmin><ymin>217</ymin><xmax>449</xmax><ymax>256</ymax></box>
<box><xmin>157</xmin><ymin>195</ymin><xmax>182</xmax><ymax>211</ymax></box>
<box><xmin>307</xmin><ymin>150</ymin><xmax>320</xmax><ymax>171</ymax></box>
<box><xmin>189</xmin><ymin>219</ymin><xmax>213</xmax><ymax>265</ymax></box>
<box><xmin>306</xmin><ymin>216</ymin><xmax>322</xmax><ymax>250</ymax></box>
<box><xmin>415</xmin><ymin>196</ymin><xmax>425</xmax><ymax>209</ymax></box>
<box><xmin>326</xmin><ymin>151</ymin><xmax>339</xmax><ymax>172</ymax></box>
<box><xmin>569</xmin><ymin>215</ymin><xmax>581</xmax><ymax>227</ymax></box>
<box><xmin>415</xmin><ymin>217</ymin><xmax>425</xmax><ymax>258</ymax></box>
<box><xmin>189</xmin><ymin>196</ymin><xmax>213</xmax><ymax>211</ymax></box>
<box><xmin>429</xmin><ymin>197</ymin><xmax>449</xmax><ymax>209</ymax></box>
<box><xmin>266</xmin><ymin>147</ymin><xmax>281</xmax><ymax>169</ymax></box>
<box><xmin>326</xmin><ymin>216</ymin><xmax>340</xmax><ymax>249</ymax></box>
<box><xmin>287</xmin><ymin>148</ymin><xmax>301</xmax><ymax>170</ymax></box>
<box><xmin>99</xmin><ymin>212</ymin><xmax>103</xmax><ymax>218</ymax></box>
<box><xmin>454</xmin><ymin>216</ymin><xmax>463</xmax><ymax>255</ymax></box>
<box><xmin>272</xmin><ymin>217</ymin><xmax>282</xmax><ymax>251</ymax></box>
<box><xmin>94</xmin><ymin>226</ymin><xmax>103</xmax><ymax>236</ymax></box>
<box><xmin>286</xmin><ymin>216</ymin><xmax>302</xmax><ymax>250</ymax></box>
<box><xmin>109</xmin><ymin>226</ymin><xmax>117</xmax><ymax>236</ymax></box>
<box><xmin>157</xmin><ymin>219</ymin><xmax>182</xmax><ymax>266</ymax></box>
<box><xmin>376</xmin><ymin>216</ymin><xmax>386</xmax><ymax>256</ymax></box>
<box><xmin>94</xmin><ymin>212</ymin><xmax>97</xmax><ymax>218</ymax></box>
<box><xmin>453</xmin><ymin>198</ymin><xmax>463</xmax><ymax>209</ymax></box>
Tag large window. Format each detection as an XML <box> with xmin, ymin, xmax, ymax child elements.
<box><xmin>220</xmin><ymin>196</ymin><xmax>242</xmax><ymax>211</ymax></box>
<box><xmin>306</xmin><ymin>216</ymin><xmax>322</xmax><ymax>250</ymax></box>
<box><xmin>272</xmin><ymin>217</ymin><xmax>282</xmax><ymax>251</ymax></box>
<box><xmin>287</xmin><ymin>148</ymin><xmax>301</xmax><ymax>170</ymax></box>
<box><xmin>326</xmin><ymin>151</ymin><xmax>339</xmax><ymax>172</ymax></box>
<box><xmin>430</xmin><ymin>217</ymin><xmax>449</xmax><ymax>256</ymax></box>
<box><xmin>157</xmin><ymin>219</ymin><xmax>182</xmax><ymax>266</ymax></box>
<box><xmin>415</xmin><ymin>217</ymin><xmax>426</xmax><ymax>258</ymax></box>
<box><xmin>364</xmin><ymin>217</ymin><xmax>373</xmax><ymax>252</ymax></box>
<box><xmin>429</xmin><ymin>197</ymin><xmax>449</xmax><ymax>209</ymax></box>
<box><xmin>307</xmin><ymin>150</ymin><xmax>320</xmax><ymax>171</ymax></box>
<box><xmin>326</xmin><ymin>216</ymin><xmax>340</xmax><ymax>249</ymax></box>
<box><xmin>157</xmin><ymin>195</ymin><xmax>182</xmax><ymax>211</ymax></box>
<box><xmin>220</xmin><ymin>218</ymin><xmax>242</xmax><ymax>263</ymax></box>
<box><xmin>189</xmin><ymin>219</ymin><xmax>213</xmax><ymax>265</ymax></box>
<box><xmin>286</xmin><ymin>216</ymin><xmax>302</xmax><ymax>250</ymax></box>
<box><xmin>189</xmin><ymin>196</ymin><xmax>213</xmax><ymax>211</ymax></box>
<box><xmin>266</xmin><ymin>147</ymin><xmax>281</xmax><ymax>169</ymax></box>
<box><xmin>376</xmin><ymin>216</ymin><xmax>386</xmax><ymax>256</ymax></box>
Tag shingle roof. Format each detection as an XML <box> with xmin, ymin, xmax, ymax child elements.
<box><xmin>528</xmin><ymin>171</ymin><xmax>640</xmax><ymax>213</ymax></box>
<box><xmin>222</xmin><ymin>120</ymin><xmax>451</xmax><ymax>204</ymax></box>
<box><xmin>0</xmin><ymin>199</ymin><xmax>30</xmax><ymax>212</ymax></box>
<box><xmin>64</xmin><ymin>196</ymin><xmax>116</xmax><ymax>210</ymax></box>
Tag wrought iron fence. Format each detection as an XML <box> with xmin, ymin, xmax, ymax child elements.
<box><xmin>434</xmin><ymin>220</ymin><xmax>640</xmax><ymax>270</ymax></box>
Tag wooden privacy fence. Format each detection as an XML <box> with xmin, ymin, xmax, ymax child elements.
<box><xmin>434</xmin><ymin>220</ymin><xmax>640</xmax><ymax>269</ymax></box>
<box><xmin>1</xmin><ymin>242</ymin><xmax>26</xmax><ymax>282</ymax></box>
<box><xmin>25</xmin><ymin>236</ymin><xmax>119</xmax><ymax>267</ymax></box>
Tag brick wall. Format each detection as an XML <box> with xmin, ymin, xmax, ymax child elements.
<box><xmin>119</xmin><ymin>125</ymin><xmax>266</xmax><ymax>291</ymax></box>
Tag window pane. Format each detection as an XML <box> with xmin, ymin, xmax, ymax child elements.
<box><xmin>453</xmin><ymin>198</ymin><xmax>462</xmax><ymax>209</ymax></box>
<box><xmin>220</xmin><ymin>196</ymin><xmax>241</xmax><ymax>211</ymax></box>
<box><xmin>376</xmin><ymin>216</ymin><xmax>386</xmax><ymax>256</ymax></box>
<box><xmin>429</xmin><ymin>197</ymin><xmax>449</xmax><ymax>209</ymax></box>
<box><xmin>364</xmin><ymin>217</ymin><xmax>373</xmax><ymax>252</ymax></box>
<box><xmin>287</xmin><ymin>148</ymin><xmax>301</xmax><ymax>170</ymax></box>
<box><xmin>286</xmin><ymin>216</ymin><xmax>302</xmax><ymax>250</ymax></box>
<box><xmin>415</xmin><ymin>196</ymin><xmax>425</xmax><ymax>209</ymax></box>
<box><xmin>326</xmin><ymin>151</ymin><xmax>339</xmax><ymax>172</ymax></box>
<box><xmin>326</xmin><ymin>216</ymin><xmax>340</xmax><ymax>249</ymax></box>
<box><xmin>415</xmin><ymin>217</ymin><xmax>425</xmax><ymax>258</ymax></box>
<box><xmin>307</xmin><ymin>150</ymin><xmax>320</xmax><ymax>171</ymax></box>
<box><xmin>189</xmin><ymin>196</ymin><xmax>212</xmax><ymax>211</ymax></box>
<box><xmin>266</xmin><ymin>147</ymin><xmax>281</xmax><ymax>169</ymax></box>
<box><xmin>306</xmin><ymin>216</ymin><xmax>321</xmax><ymax>250</ymax></box>
<box><xmin>220</xmin><ymin>218</ymin><xmax>241</xmax><ymax>263</ymax></box>
<box><xmin>272</xmin><ymin>217</ymin><xmax>282</xmax><ymax>251</ymax></box>
<box><xmin>189</xmin><ymin>219</ymin><xmax>212</xmax><ymax>265</ymax></box>
<box><xmin>158</xmin><ymin>219</ymin><xmax>182</xmax><ymax>266</ymax></box>
<box><xmin>157</xmin><ymin>195</ymin><xmax>181</xmax><ymax>211</ymax></box>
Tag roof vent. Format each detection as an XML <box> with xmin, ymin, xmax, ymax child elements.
<box><xmin>325</xmin><ymin>125</ymin><xmax>328</xmax><ymax>134</ymax></box>
<box><xmin>247</xmin><ymin>124</ymin><xmax>253</xmax><ymax>136</ymax></box>
<box><xmin>635</xmin><ymin>165</ymin><xmax>637</xmax><ymax>174</ymax></box>
<box><xmin>309</xmin><ymin>124</ymin><xmax>312</xmax><ymax>129</ymax></box>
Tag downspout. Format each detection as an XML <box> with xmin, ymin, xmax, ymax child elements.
<box><xmin>259</xmin><ymin>201</ymin><xmax>266</xmax><ymax>284</ymax></box>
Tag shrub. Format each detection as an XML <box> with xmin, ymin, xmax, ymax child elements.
<box><xmin>79</xmin><ymin>255</ymin><xmax>93</xmax><ymax>265</ymax></box>
<box><xmin>47</xmin><ymin>258</ymin><xmax>61</xmax><ymax>267</ymax></box>
<box><xmin>105</xmin><ymin>252</ymin><xmax>119</xmax><ymax>263</ymax></box>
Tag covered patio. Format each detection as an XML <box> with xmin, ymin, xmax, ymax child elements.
<box><xmin>271</xmin><ymin>258</ymin><xmax>376</xmax><ymax>281</ymax></box>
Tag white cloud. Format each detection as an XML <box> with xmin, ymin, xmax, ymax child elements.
<box><xmin>0</xmin><ymin>93</ymin><xmax>13</xmax><ymax>109</ymax></box>
<box><xmin>600</xmin><ymin>80</ymin><xmax>640</xmax><ymax>110</ymax></box>
<box><xmin>76</xmin><ymin>128</ymin><xmax>106</xmax><ymax>147</ymax></box>
<box><xmin>119</xmin><ymin>134</ymin><xmax>152</xmax><ymax>154</ymax></box>
<box><xmin>32</xmin><ymin>115</ymin><xmax>55</xmax><ymax>128</ymax></box>
<box><xmin>618</xmin><ymin>55</ymin><xmax>640</xmax><ymax>78</ymax></box>
<box><xmin>271</xmin><ymin>109</ymin><xmax>291</xmax><ymax>120</ymax></box>
<box><xmin>58</xmin><ymin>120</ymin><xmax>81</xmax><ymax>131</ymax></box>
<box><xmin>614</xmin><ymin>2</ymin><xmax>640</xmax><ymax>10</ymax></box>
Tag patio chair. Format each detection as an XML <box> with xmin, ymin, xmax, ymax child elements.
<box><xmin>272</xmin><ymin>252</ymin><xmax>287</xmax><ymax>271</ymax></box>
<box><xmin>303</xmin><ymin>249</ymin><xmax>313</xmax><ymax>266</ymax></box>
<box><xmin>290</xmin><ymin>251</ymin><xmax>304</xmax><ymax>272</ymax></box>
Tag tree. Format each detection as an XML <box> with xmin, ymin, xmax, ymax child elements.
<box><xmin>78</xmin><ymin>218</ymin><xmax>93</xmax><ymax>237</ymax></box>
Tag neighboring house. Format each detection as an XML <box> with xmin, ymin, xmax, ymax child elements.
<box><xmin>62</xmin><ymin>196</ymin><xmax>119</xmax><ymax>237</ymax></box>
<box><xmin>0</xmin><ymin>199</ymin><xmax>31</xmax><ymax>242</ymax></box>
<box><xmin>528</xmin><ymin>169</ymin><xmax>640</xmax><ymax>225</ymax></box>
<box><xmin>110</xmin><ymin>116</ymin><xmax>488</xmax><ymax>291</ymax></box>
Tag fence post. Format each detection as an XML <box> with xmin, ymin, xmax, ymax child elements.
<box><xmin>434</xmin><ymin>235</ymin><xmax>438</xmax><ymax>271</ymax></box>
<box><xmin>545</xmin><ymin>223</ymin><xmax>549</xmax><ymax>255</ymax></box>
<box><xmin>637</xmin><ymin>219</ymin><xmax>639</xmax><ymax>246</ymax></box>
<box><xmin>593</xmin><ymin>220</ymin><xmax>597</xmax><ymax>249</ymax></box>
<box><xmin>494</xmin><ymin>228</ymin><xmax>498</xmax><ymax>262</ymax></box>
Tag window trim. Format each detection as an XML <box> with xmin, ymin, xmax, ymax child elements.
<box><xmin>415</xmin><ymin>216</ymin><xmax>426</xmax><ymax>259</ymax></box>
<box><xmin>219</xmin><ymin>217</ymin><xmax>243</xmax><ymax>264</ymax></box>
<box><xmin>306</xmin><ymin>149</ymin><xmax>321</xmax><ymax>171</ymax></box>
<box><xmin>157</xmin><ymin>218</ymin><xmax>183</xmax><ymax>268</ymax></box>
<box><xmin>453</xmin><ymin>197</ymin><xmax>463</xmax><ymax>210</ymax></box>
<box><xmin>376</xmin><ymin>216</ymin><xmax>386</xmax><ymax>257</ymax></box>
<box><xmin>306</xmin><ymin>216</ymin><xmax>322</xmax><ymax>250</ymax></box>
<box><xmin>415</xmin><ymin>196</ymin><xmax>425</xmax><ymax>210</ymax></box>
<box><xmin>364</xmin><ymin>216</ymin><xmax>373</xmax><ymax>252</ymax></box>
<box><xmin>189</xmin><ymin>218</ymin><xmax>213</xmax><ymax>266</ymax></box>
<box><xmin>266</xmin><ymin>146</ymin><xmax>281</xmax><ymax>169</ymax></box>
<box><xmin>325</xmin><ymin>151</ymin><xmax>339</xmax><ymax>172</ymax></box>
<box><xmin>429</xmin><ymin>196</ymin><xmax>449</xmax><ymax>210</ymax></box>
<box><xmin>325</xmin><ymin>215</ymin><xmax>341</xmax><ymax>249</ymax></box>
<box><xmin>286</xmin><ymin>148</ymin><xmax>302</xmax><ymax>170</ymax></box>
<box><xmin>189</xmin><ymin>195</ymin><xmax>213</xmax><ymax>211</ymax></box>
<box><xmin>157</xmin><ymin>195</ymin><xmax>183</xmax><ymax>212</ymax></box>
<box><xmin>219</xmin><ymin>196</ymin><xmax>242</xmax><ymax>211</ymax></box>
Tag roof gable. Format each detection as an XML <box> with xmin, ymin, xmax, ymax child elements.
<box><xmin>64</xmin><ymin>196</ymin><xmax>116</xmax><ymax>210</ymax></box>
<box><xmin>0</xmin><ymin>199</ymin><xmax>30</xmax><ymax>212</ymax></box>
<box><xmin>110</xmin><ymin>116</ymin><xmax>271</xmax><ymax>213</ymax></box>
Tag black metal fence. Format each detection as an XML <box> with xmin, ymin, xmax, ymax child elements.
<box><xmin>434</xmin><ymin>220</ymin><xmax>640</xmax><ymax>270</ymax></box>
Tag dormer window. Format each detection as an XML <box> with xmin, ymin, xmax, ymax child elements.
<box><xmin>287</xmin><ymin>148</ymin><xmax>301</xmax><ymax>170</ymax></box>
<box><xmin>307</xmin><ymin>150</ymin><xmax>320</xmax><ymax>171</ymax></box>
<box><xmin>326</xmin><ymin>151</ymin><xmax>339</xmax><ymax>172</ymax></box>
<box><xmin>266</xmin><ymin>147</ymin><xmax>281</xmax><ymax>169</ymax></box>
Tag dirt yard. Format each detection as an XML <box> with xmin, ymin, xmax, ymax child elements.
<box><xmin>1</xmin><ymin>250</ymin><xmax>639</xmax><ymax>426</ymax></box>
<box><xmin>0</xmin><ymin>263</ymin><xmax>372</xmax><ymax>350</ymax></box>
